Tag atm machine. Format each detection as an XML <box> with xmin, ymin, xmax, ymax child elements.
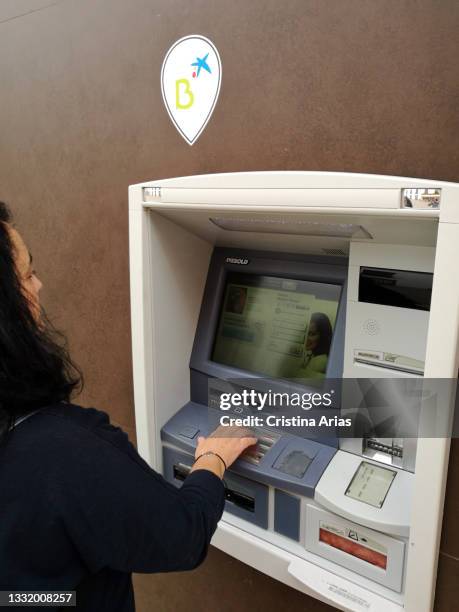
<box><xmin>129</xmin><ymin>172</ymin><xmax>459</xmax><ymax>612</ymax></box>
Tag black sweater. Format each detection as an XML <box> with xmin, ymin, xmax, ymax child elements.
<box><xmin>0</xmin><ymin>403</ymin><xmax>225</xmax><ymax>611</ymax></box>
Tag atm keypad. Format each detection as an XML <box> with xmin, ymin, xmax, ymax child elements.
<box><xmin>241</xmin><ymin>429</ymin><xmax>280</xmax><ymax>465</ymax></box>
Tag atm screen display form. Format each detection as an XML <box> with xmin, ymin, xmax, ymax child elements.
<box><xmin>212</xmin><ymin>273</ymin><xmax>341</xmax><ymax>379</ymax></box>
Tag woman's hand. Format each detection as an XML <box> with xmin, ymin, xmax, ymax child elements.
<box><xmin>190</xmin><ymin>425</ymin><xmax>258</xmax><ymax>479</ymax></box>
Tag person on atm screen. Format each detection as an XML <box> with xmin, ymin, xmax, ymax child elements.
<box><xmin>0</xmin><ymin>202</ymin><xmax>257</xmax><ymax>612</ymax></box>
<box><xmin>300</xmin><ymin>312</ymin><xmax>333</xmax><ymax>379</ymax></box>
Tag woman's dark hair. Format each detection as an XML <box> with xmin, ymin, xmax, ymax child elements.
<box><xmin>310</xmin><ymin>312</ymin><xmax>333</xmax><ymax>356</ymax></box>
<box><xmin>0</xmin><ymin>202</ymin><xmax>82</xmax><ymax>440</ymax></box>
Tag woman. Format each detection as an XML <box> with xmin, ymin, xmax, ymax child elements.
<box><xmin>301</xmin><ymin>312</ymin><xmax>333</xmax><ymax>379</ymax></box>
<box><xmin>0</xmin><ymin>202</ymin><xmax>256</xmax><ymax>611</ymax></box>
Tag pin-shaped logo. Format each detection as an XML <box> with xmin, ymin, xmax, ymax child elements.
<box><xmin>161</xmin><ymin>35</ymin><xmax>222</xmax><ymax>145</ymax></box>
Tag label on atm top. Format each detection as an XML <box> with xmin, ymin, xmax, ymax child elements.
<box><xmin>225</xmin><ymin>257</ymin><xmax>250</xmax><ymax>265</ymax></box>
<box><xmin>354</xmin><ymin>349</ymin><xmax>424</xmax><ymax>374</ymax></box>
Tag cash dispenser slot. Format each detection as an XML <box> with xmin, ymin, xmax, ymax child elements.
<box><xmin>222</xmin><ymin>472</ymin><xmax>267</xmax><ymax>525</ymax></box>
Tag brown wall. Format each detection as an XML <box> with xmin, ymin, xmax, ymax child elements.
<box><xmin>1</xmin><ymin>1</ymin><xmax>458</xmax><ymax>610</ymax></box>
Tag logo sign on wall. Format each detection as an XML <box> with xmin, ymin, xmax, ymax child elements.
<box><xmin>161</xmin><ymin>35</ymin><xmax>222</xmax><ymax>145</ymax></box>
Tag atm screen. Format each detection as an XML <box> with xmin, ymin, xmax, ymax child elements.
<box><xmin>212</xmin><ymin>273</ymin><xmax>341</xmax><ymax>379</ymax></box>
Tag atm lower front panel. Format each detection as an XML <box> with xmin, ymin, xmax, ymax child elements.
<box><xmin>212</xmin><ymin>519</ymin><xmax>404</xmax><ymax>612</ymax></box>
<box><xmin>162</xmin><ymin>444</ymin><xmax>407</xmax><ymax>610</ymax></box>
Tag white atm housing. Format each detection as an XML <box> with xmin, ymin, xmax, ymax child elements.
<box><xmin>129</xmin><ymin>172</ymin><xmax>459</xmax><ymax>612</ymax></box>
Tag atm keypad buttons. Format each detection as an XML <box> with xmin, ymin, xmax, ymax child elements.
<box><xmin>240</xmin><ymin>428</ymin><xmax>279</xmax><ymax>465</ymax></box>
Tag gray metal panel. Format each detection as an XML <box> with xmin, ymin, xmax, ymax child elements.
<box><xmin>274</xmin><ymin>490</ymin><xmax>301</xmax><ymax>541</ymax></box>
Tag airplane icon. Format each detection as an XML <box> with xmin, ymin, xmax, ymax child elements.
<box><xmin>191</xmin><ymin>53</ymin><xmax>211</xmax><ymax>77</ymax></box>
